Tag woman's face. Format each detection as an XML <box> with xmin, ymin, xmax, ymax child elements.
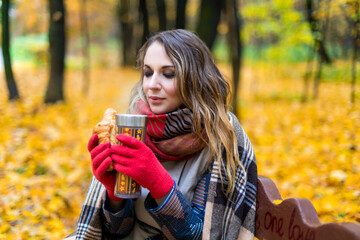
<box><xmin>142</xmin><ymin>41</ymin><xmax>183</xmax><ymax>115</ymax></box>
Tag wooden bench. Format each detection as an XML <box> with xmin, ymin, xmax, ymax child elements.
<box><xmin>255</xmin><ymin>176</ymin><xmax>360</xmax><ymax>240</ymax></box>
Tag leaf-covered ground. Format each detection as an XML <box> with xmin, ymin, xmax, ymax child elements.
<box><xmin>0</xmin><ymin>64</ymin><xmax>359</xmax><ymax>239</ymax></box>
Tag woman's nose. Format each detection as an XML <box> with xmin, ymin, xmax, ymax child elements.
<box><xmin>148</xmin><ymin>73</ymin><xmax>161</xmax><ymax>89</ymax></box>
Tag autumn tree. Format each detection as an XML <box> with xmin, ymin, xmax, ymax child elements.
<box><xmin>117</xmin><ymin>0</ymin><xmax>170</xmax><ymax>66</ymax></box>
<box><xmin>305</xmin><ymin>0</ymin><xmax>332</xmax><ymax>100</ymax></box>
<box><xmin>156</xmin><ymin>0</ymin><xmax>167</xmax><ymax>31</ymax></box>
<box><xmin>196</xmin><ymin>0</ymin><xmax>223</xmax><ymax>50</ymax></box>
<box><xmin>139</xmin><ymin>0</ymin><xmax>150</xmax><ymax>45</ymax></box>
<box><xmin>176</xmin><ymin>0</ymin><xmax>187</xmax><ymax>29</ymax></box>
<box><xmin>45</xmin><ymin>0</ymin><xmax>66</xmax><ymax>103</ymax></box>
<box><xmin>305</xmin><ymin>0</ymin><xmax>331</xmax><ymax>64</ymax></box>
<box><xmin>2</xmin><ymin>0</ymin><xmax>20</xmax><ymax>100</ymax></box>
<box><xmin>345</xmin><ymin>0</ymin><xmax>360</xmax><ymax>104</ymax></box>
<box><xmin>225</xmin><ymin>0</ymin><xmax>242</xmax><ymax>117</ymax></box>
<box><xmin>118</xmin><ymin>0</ymin><xmax>137</xmax><ymax>66</ymax></box>
<box><xmin>79</xmin><ymin>0</ymin><xmax>91</xmax><ymax>96</ymax></box>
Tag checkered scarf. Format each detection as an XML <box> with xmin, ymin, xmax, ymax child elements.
<box><xmin>71</xmin><ymin>111</ymin><xmax>257</xmax><ymax>240</ymax></box>
<box><xmin>135</xmin><ymin>101</ymin><xmax>206</xmax><ymax>161</ymax></box>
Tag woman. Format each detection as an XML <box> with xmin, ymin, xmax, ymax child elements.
<box><xmin>74</xmin><ymin>29</ymin><xmax>257</xmax><ymax>240</ymax></box>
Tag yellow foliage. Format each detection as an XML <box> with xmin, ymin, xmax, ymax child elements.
<box><xmin>0</xmin><ymin>67</ymin><xmax>138</xmax><ymax>239</ymax></box>
<box><xmin>0</xmin><ymin>63</ymin><xmax>359</xmax><ymax>239</ymax></box>
<box><xmin>236</xmin><ymin>62</ymin><xmax>360</xmax><ymax>224</ymax></box>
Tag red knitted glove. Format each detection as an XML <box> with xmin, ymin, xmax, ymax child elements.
<box><xmin>88</xmin><ymin>134</ymin><xmax>122</xmax><ymax>201</ymax></box>
<box><xmin>111</xmin><ymin>134</ymin><xmax>174</xmax><ymax>199</ymax></box>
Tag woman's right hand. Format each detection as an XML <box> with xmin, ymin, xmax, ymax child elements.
<box><xmin>88</xmin><ymin>134</ymin><xmax>122</xmax><ymax>201</ymax></box>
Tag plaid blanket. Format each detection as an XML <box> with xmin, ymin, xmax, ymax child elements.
<box><xmin>71</xmin><ymin>112</ymin><xmax>257</xmax><ymax>239</ymax></box>
<box><xmin>202</xmin><ymin>112</ymin><xmax>257</xmax><ymax>239</ymax></box>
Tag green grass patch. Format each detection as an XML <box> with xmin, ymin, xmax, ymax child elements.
<box><xmin>12</xmin><ymin>34</ymin><xmax>48</xmax><ymax>65</ymax></box>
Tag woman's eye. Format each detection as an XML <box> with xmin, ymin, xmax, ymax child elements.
<box><xmin>163</xmin><ymin>72</ymin><xmax>175</xmax><ymax>79</ymax></box>
<box><xmin>144</xmin><ymin>70</ymin><xmax>153</xmax><ymax>77</ymax></box>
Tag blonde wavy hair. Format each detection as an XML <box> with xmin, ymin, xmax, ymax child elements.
<box><xmin>128</xmin><ymin>29</ymin><xmax>243</xmax><ymax>195</ymax></box>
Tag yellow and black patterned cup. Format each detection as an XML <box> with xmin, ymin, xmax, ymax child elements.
<box><xmin>114</xmin><ymin>114</ymin><xmax>148</xmax><ymax>198</ymax></box>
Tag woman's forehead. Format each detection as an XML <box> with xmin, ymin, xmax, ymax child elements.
<box><xmin>144</xmin><ymin>42</ymin><xmax>174</xmax><ymax>66</ymax></box>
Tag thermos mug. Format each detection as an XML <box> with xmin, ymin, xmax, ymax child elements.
<box><xmin>114</xmin><ymin>114</ymin><xmax>148</xmax><ymax>198</ymax></box>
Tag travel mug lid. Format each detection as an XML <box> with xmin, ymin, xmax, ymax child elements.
<box><xmin>115</xmin><ymin>114</ymin><xmax>148</xmax><ymax>127</ymax></box>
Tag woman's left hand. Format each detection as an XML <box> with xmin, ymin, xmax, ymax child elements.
<box><xmin>111</xmin><ymin>134</ymin><xmax>174</xmax><ymax>199</ymax></box>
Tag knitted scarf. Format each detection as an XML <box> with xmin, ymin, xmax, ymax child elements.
<box><xmin>135</xmin><ymin>101</ymin><xmax>206</xmax><ymax>161</ymax></box>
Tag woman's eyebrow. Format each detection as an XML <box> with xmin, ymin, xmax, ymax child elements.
<box><xmin>143</xmin><ymin>64</ymin><xmax>174</xmax><ymax>69</ymax></box>
<box><xmin>162</xmin><ymin>65</ymin><xmax>175</xmax><ymax>69</ymax></box>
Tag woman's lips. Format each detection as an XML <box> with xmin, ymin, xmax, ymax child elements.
<box><xmin>149</xmin><ymin>96</ymin><xmax>165</xmax><ymax>104</ymax></box>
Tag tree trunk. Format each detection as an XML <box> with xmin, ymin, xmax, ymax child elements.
<box><xmin>155</xmin><ymin>0</ymin><xmax>167</xmax><ymax>31</ymax></box>
<box><xmin>176</xmin><ymin>0</ymin><xmax>188</xmax><ymax>29</ymax></box>
<box><xmin>351</xmin><ymin>45</ymin><xmax>357</xmax><ymax>104</ymax></box>
<box><xmin>118</xmin><ymin>0</ymin><xmax>136</xmax><ymax>66</ymax></box>
<box><xmin>139</xmin><ymin>0</ymin><xmax>149</xmax><ymax>46</ymax></box>
<box><xmin>305</xmin><ymin>0</ymin><xmax>332</xmax><ymax>99</ymax></box>
<box><xmin>302</xmin><ymin>45</ymin><xmax>315</xmax><ymax>102</ymax></box>
<box><xmin>79</xmin><ymin>0</ymin><xmax>90</xmax><ymax>96</ymax></box>
<box><xmin>343</xmin><ymin>31</ymin><xmax>353</xmax><ymax>59</ymax></box>
<box><xmin>196</xmin><ymin>0</ymin><xmax>222</xmax><ymax>50</ymax></box>
<box><xmin>305</xmin><ymin>0</ymin><xmax>331</xmax><ymax>64</ymax></box>
<box><xmin>1</xmin><ymin>0</ymin><xmax>20</xmax><ymax>100</ymax></box>
<box><xmin>225</xmin><ymin>0</ymin><xmax>242</xmax><ymax>118</ymax></box>
<box><xmin>351</xmin><ymin>1</ymin><xmax>359</xmax><ymax>104</ymax></box>
<box><xmin>45</xmin><ymin>0</ymin><xmax>66</xmax><ymax>103</ymax></box>
<box><xmin>313</xmin><ymin>54</ymin><xmax>322</xmax><ymax>99</ymax></box>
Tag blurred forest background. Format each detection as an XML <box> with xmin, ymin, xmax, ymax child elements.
<box><xmin>0</xmin><ymin>0</ymin><xmax>359</xmax><ymax>239</ymax></box>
